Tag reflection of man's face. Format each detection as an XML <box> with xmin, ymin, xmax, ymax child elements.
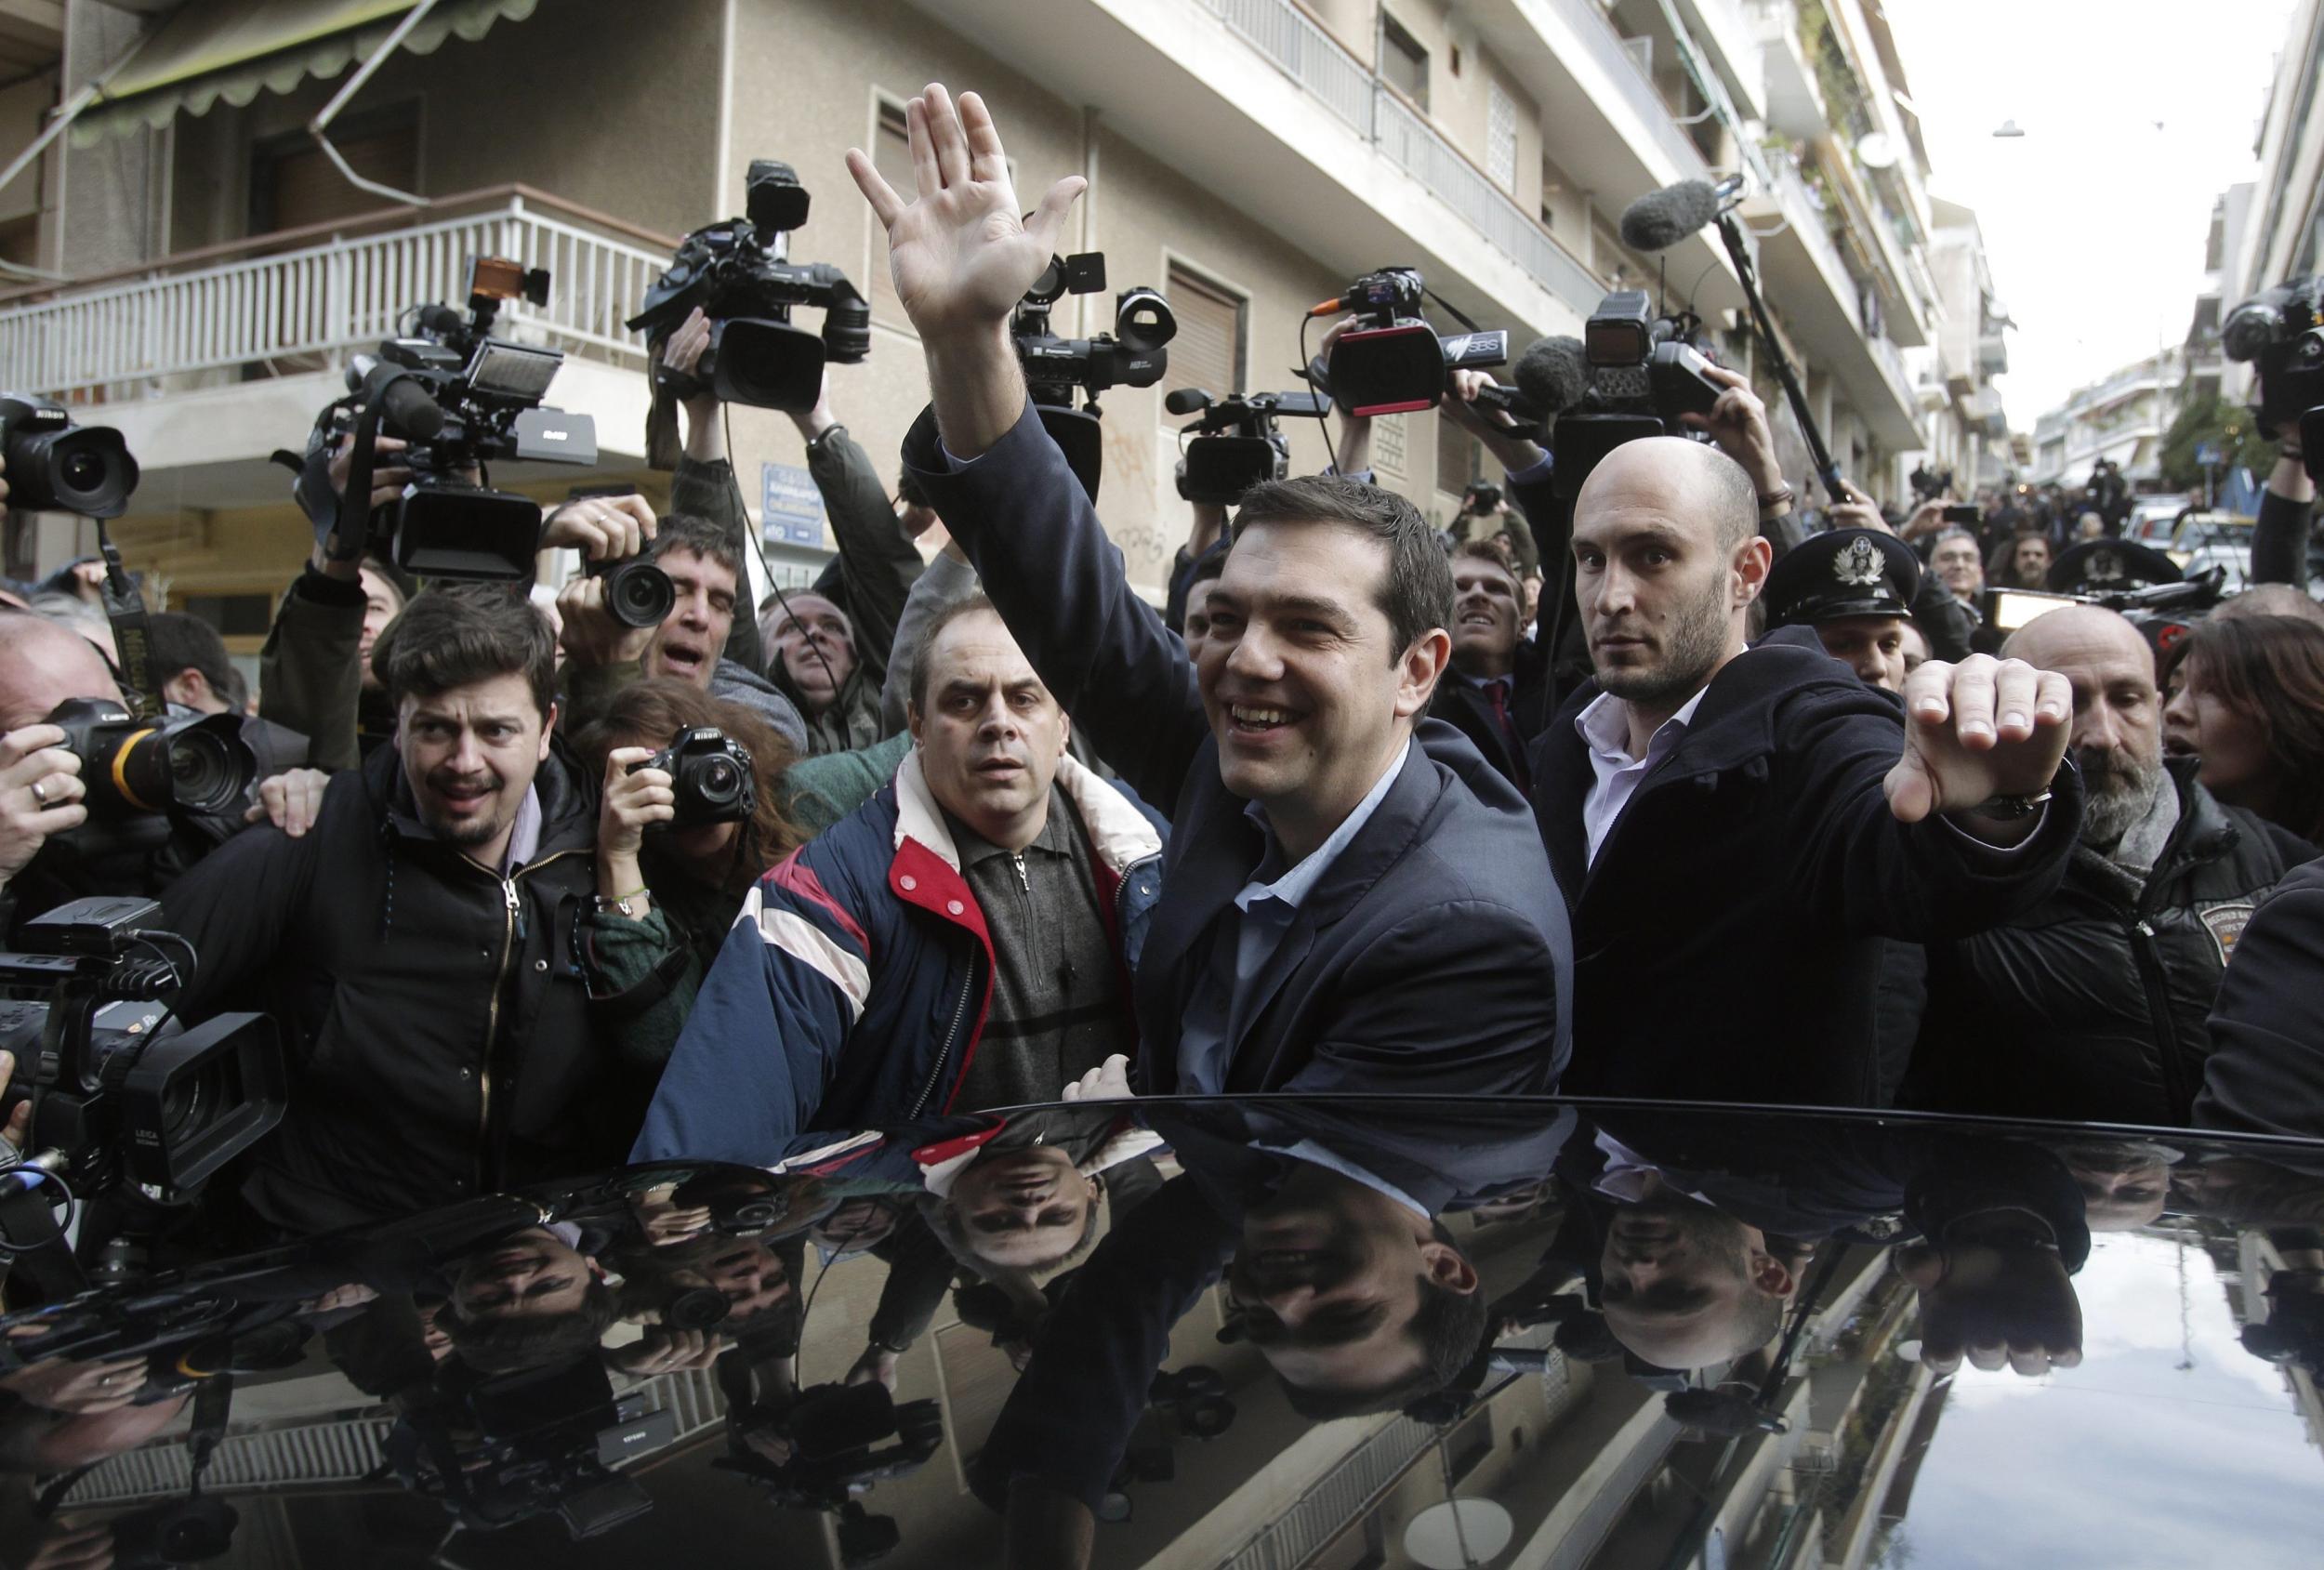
<box><xmin>948</xmin><ymin>1146</ymin><xmax>1096</xmax><ymax>1272</ymax></box>
<box><xmin>451</xmin><ymin>1229</ymin><xmax>596</xmax><ymax>1321</ymax></box>
<box><xmin>2068</xmin><ymin>1156</ymin><xmax>2172</xmax><ymax>1231</ymax></box>
<box><xmin>697</xmin><ymin>1237</ymin><xmax>791</xmax><ymax>1317</ymax></box>
<box><xmin>1599</xmin><ymin>1177</ymin><xmax>1793</xmax><ymax>1369</ymax></box>
<box><xmin>1226</xmin><ymin>1165</ymin><xmax>1476</xmax><ymax>1396</ymax></box>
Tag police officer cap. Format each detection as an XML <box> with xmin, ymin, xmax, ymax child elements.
<box><xmin>2046</xmin><ymin>538</ymin><xmax>2183</xmax><ymax>595</ymax></box>
<box><xmin>1763</xmin><ymin>528</ymin><xmax>1921</xmax><ymax>628</ymax></box>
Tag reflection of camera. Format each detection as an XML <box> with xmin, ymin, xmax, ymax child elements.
<box><xmin>393</xmin><ymin>1358</ymin><xmax>672</xmax><ymax>1538</ymax></box>
<box><xmin>0</xmin><ymin>394</ymin><xmax>141</xmax><ymax>518</ymax></box>
<box><xmin>2225</xmin><ymin>276</ymin><xmax>2324</xmax><ymax>461</ymax></box>
<box><xmin>718</xmin><ymin>1381</ymin><xmax>943</xmax><ymax>1561</ymax></box>
<box><xmin>1463</xmin><ymin>480</ymin><xmax>1504</xmax><ymax>515</ymax></box>
<box><xmin>320</xmin><ymin>257</ymin><xmax>599</xmax><ymax>581</ymax></box>
<box><xmin>47</xmin><ymin>698</ymin><xmax>257</xmax><ymax>822</ymax></box>
<box><xmin>0</xmin><ymin>897</ymin><xmax>284</xmax><ymax>1202</ymax></box>
<box><xmin>1317</xmin><ymin>267</ymin><xmax>1510</xmax><ymax>417</ymax></box>
<box><xmin>1551</xmin><ymin>291</ymin><xmax>1723</xmax><ymax>498</ymax></box>
<box><xmin>627</xmin><ymin>160</ymin><xmax>872</xmax><ymax>412</ymax></box>
<box><xmin>1165</xmin><ymin>387</ymin><xmax>1327</xmax><ymax>505</ymax></box>
<box><xmin>1012</xmin><ymin>251</ymin><xmax>1177</xmax><ymax>504</ymax></box>
<box><xmin>103</xmin><ymin>1494</ymin><xmax>239</xmax><ymax>1568</ymax></box>
<box><xmin>628</xmin><ymin>726</ymin><xmax>755</xmax><ymax>828</ymax></box>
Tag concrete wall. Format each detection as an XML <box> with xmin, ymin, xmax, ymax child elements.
<box><xmin>0</xmin><ymin>73</ymin><xmax>55</xmax><ymax>227</ymax></box>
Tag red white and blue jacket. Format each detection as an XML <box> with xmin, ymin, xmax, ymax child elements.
<box><xmin>631</xmin><ymin>751</ymin><xmax>1163</xmax><ymax>1166</ymax></box>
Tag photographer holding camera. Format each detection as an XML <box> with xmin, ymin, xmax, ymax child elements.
<box><xmin>571</xmin><ymin>679</ymin><xmax>806</xmax><ymax>1072</ymax></box>
<box><xmin>159</xmin><ymin>586</ymin><xmax>626</xmax><ymax>1237</ymax></box>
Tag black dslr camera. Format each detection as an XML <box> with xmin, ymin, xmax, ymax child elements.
<box><xmin>1550</xmin><ymin>290</ymin><xmax>1725</xmax><ymax>498</ymax></box>
<box><xmin>0</xmin><ymin>394</ymin><xmax>141</xmax><ymax>518</ymax></box>
<box><xmin>627</xmin><ymin>160</ymin><xmax>872</xmax><ymax>412</ymax></box>
<box><xmin>628</xmin><ymin>726</ymin><xmax>755</xmax><ymax>828</ymax></box>
<box><xmin>1012</xmin><ymin>251</ymin><xmax>1177</xmax><ymax>503</ymax></box>
<box><xmin>563</xmin><ymin>485</ymin><xmax>674</xmax><ymax>629</ymax></box>
<box><xmin>2224</xmin><ymin>274</ymin><xmax>2324</xmax><ymax>475</ymax></box>
<box><xmin>312</xmin><ymin>257</ymin><xmax>599</xmax><ymax>581</ymax></box>
<box><xmin>1316</xmin><ymin>266</ymin><xmax>1509</xmax><ymax>418</ymax></box>
<box><xmin>1166</xmin><ymin>387</ymin><xmax>1327</xmax><ymax>505</ymax></box>
<box><xmin>46</xmin><ymin>697</ymin><xmax>257</xmax><ymax>824</ymax></box>
<box><xmin>0</xmin><ymin>897</ymin><xmax>284</xmax><ymax>1207</ymax></box>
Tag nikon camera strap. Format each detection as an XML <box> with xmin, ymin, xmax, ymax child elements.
<box><xmin>96</xmin><ymin>521</ymin><xmax>162</xmax><ymax>721</ymax></box>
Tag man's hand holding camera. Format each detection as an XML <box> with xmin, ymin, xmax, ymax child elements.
<box><xmin>550</xmin><ymin>494</ymin><xmax>661</xmax><ymax>668</ymax></box>
<box><xmin>1680</xmin><ymin>363</ymin><xmax>1786</xmax><ymax>502</ymax></box>
<box><xmin>0</xmin><ymin>724</ymin><xmax>87</xmax><ymax>890</ymax></box>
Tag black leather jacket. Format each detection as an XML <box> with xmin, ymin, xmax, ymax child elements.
<box><xmin>1907</xmin><ymin>759</ymin><xmax>2317</xmax><ymax>1125</ymax></box>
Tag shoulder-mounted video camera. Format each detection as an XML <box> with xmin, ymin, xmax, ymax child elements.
<box><xmin>1166</xmin><ymin>387</ymin><xmax>1327</xmax><ymax>505</ymax></box>
<box><xmin>1550</xmin><ymin>290</ymin><xmax>1724</xmax><ymax>498</ymax></box>
<box><xmin>627</xmin><ymin>160</ymin><xmax>871</xmax><ymax>412</ymax></box>
<box><xmin>308</xmin><ymin>257</ymin><xmax>598</xmax><ymax>582</ymax></box>
<box><xmin>2225</xmin><ymin>274</ymin><xmax>2324</xmax><ymax>477</ymax></box>
<box><xmin>0</xmin><ymin>897</ymin><xmax>284</xmax><ymax>1217</ymax></box>
<box><xmin>1312</xmin><ymin>266</ymin><xmax>1508</xmax><ymax>418</ymax></box>
<box><xmin>1012</xmin><ymin>251</ymin><xmax>1177</xmax><ymax>503</ymax></box>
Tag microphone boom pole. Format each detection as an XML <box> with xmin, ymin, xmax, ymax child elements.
<box><xmin>1714</xmin><ymin>210</ymin><xmax>1846</xmax><ymax>505</ymax></box>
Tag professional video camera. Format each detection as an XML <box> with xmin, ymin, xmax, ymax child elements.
<box><xmin>2224</xmin><ymin>274</ymin><xmax>2324</xmax><ymax>478</ymax></box>
<box><xmin>1165</xmin><ymin>387</ymin><xmax>1327</xmax><ymax>505</ymax></box>
<box><xmin>627</xmin><ymin>160</ymin><xmax>872</xmax><ymax>413</ymax></box>
<box><xmin>1546</xmin><ymin>290</ymin><xmax>1724</xmax><ymax>498</ymax></box>
<box><xmin>1986</xmin><ymin>565</ymin><xmax>2229</xmax><ymax>662</ymax></box>
<box><xmin>0</xmin><ymin>898</ymin><xmax>284</xmax><ymax>1234</ymax></box>
<box><xmin>1310</xmin><ymin>266</ymin><xmax>1508</xmax><ymax>419</ymax></box>
<box><xmin>1009</xmin><ymin>251</ymin><xmax>1176</xmax><ymax>502</ymax></box>
<box><xmin>310</xmin><ymin>257</ymin><xmax>598</xmax><ymax>582</ymax></box>
<box><xmin>392</xmin><ymin>1357</ymin><xmax>673</xmax><ymax>1538</ymax></box>
<box><xmin>628</xmin><ymin>725</ymin><xmax>756</xmax><ymax>827</ymax></box>
<box><xmin>1909</xmin><ymin>463</ymin><xmax>1955</xmax><ymax>503</ymax></box>
<box><xmin>0</xmin><ymin>393</ymin><xmax>141</xmax><ymax>518</ymax></box>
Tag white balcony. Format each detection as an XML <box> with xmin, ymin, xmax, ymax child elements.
<box><xmin>1749</xmin><ymin>0</ymin><xmax>1828</xmax><ymax>140</ymax></box>
<box><xmin>0</xmin><ymin>189</ymin><xmax>668</xmax><ymax>516</ymax></box>
<box><xmin>1740</xmin><ymin>157</ymin><xmax>1921</xmax><ymax>448</ymax></box>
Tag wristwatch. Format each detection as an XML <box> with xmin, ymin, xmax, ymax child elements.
<box><xmin>592</xmin><ymin>890</ymin><xmax>647</xmax><ymax>918</ymax></box>
<box><xmin>1965</xmin><ymin>789</ymin><xmax>2053</xmax><ymax>821</ymax></box>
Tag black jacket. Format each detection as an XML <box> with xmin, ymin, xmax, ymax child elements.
<box><xmin>2194</xmin><ymin>857</ymin><xmax>2324</xmax><ymax>1138</ymax></box>
<box><xmin>1908</xmin><ymin>760</ymin><xmax>2316</xmax><ymax>1126</ymax></box>
<box><xmin>904</xmin><ymin>401</ymin><xmax>1573</xmax><ymax>1099</ymax></box>
<box><xmin>160</xmin><ymin>742</ymin><xmax>616</xmax><ymax>1234</ymax></box>
<box><xmin>1530</xmin><ymin>626</ymin><xmax>2081</xmax><ymax>1106</ymax></box>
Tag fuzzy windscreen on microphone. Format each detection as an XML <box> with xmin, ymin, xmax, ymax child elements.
<box><xmin>1618</xmin><ymin>180</ymin><xmax>1723</xmax><ymax>253</ymax></box>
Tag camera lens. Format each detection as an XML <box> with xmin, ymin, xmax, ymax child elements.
<box><xmin>60</xmin><ymin>448</ymin><xmax>106</xmax><ymax>493</ymax></box>
<box><xmin>602</xmin><ymin>560</ymin><xmax>676</xmax><ymax>628</ymax></box>
<box><xmin>165</xmin><ymin>729</ymin><xmax>246</xmax><ymax>815</ymax></box>
<box><xmin>697</xmin><ymin>758</ymin><xmax>741</xmax><ymax>802</ymax></box>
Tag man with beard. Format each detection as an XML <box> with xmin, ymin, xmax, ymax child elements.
<box><xmin>1901</xmin><ymin>605</ymin><xmax>2317</xmax><ymax>1125</ymax></box>
<box><xmin>162</xmin><ymin>587</ymin><xmax>619</xmax><ymax>1236</ymax></box>
<box><xmin>1536</xmin><ymin>437</ymin><xmax>2083</xmax><ymax>1104</ymax></box>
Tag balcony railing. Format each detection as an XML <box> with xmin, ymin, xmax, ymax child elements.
<box><xmin>1200</xmin><ymin>0</ymin><xmax>1603</xmax><ymax>314</ymax></box>
<box><xmin>0</xmin><ymin>188</ymin><xmax>678</xmax><ymax>404</ymax></box>
<box><xmin>50</xmin><ymin>1365</ymin><xmax>726</xmax><ymax>1507</ymax></box>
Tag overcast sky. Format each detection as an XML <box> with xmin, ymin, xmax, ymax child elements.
<box><xmin>1882</xmin><ymin>0</ymin><xmax>2299</xmax><ymax>429</ymax></box>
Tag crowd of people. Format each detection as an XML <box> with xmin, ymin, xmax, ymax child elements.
<box><xmin>6</xmin><ymin>81</ymin><xmax>2324</xmax><ymax>1546</ymax></box>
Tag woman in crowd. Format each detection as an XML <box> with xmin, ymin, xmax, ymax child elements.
<box><xmin>2163</xmin><ymin>613</ymin><xmax>2324</xmax><ymax>845</ymax></box>
<box><xmin>1986</xmin><ymin>529</ymin><xmax>2053</xmax><ymax>591</ymax></box>
<box><xmin>574</xmin><ymin>679</ymin><xmax>807</xmax><ymax>1073</ymax></box>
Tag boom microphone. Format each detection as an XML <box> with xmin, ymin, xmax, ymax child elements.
<box><xmin>1512</xmin><ymin>335</ymin><xmax>1589</xmax><ymax>416</ymax></box>
<box><xmin>1618</xmin><ymin>180</ymin><xmax>1725</xmax><ymax>253</ymax></box>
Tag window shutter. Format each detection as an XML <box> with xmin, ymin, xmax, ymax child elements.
<box><xmin>1166</xmin><ymin>263</ymin><xmax>1244</xmax><ymax>398</ymax></box>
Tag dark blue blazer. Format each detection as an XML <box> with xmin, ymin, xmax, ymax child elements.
<box><xmin>902</xmin><ymin>402</ymin><xmax>1573</xmax><ymax>1098</ymax></box>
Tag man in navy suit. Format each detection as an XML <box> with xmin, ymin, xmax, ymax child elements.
<box><xmin>852</xmin><ymin>83</ymin><xmax>1571</xmax><ymax>1103</ymax></box>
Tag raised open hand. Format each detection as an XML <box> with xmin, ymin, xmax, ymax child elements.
<box><xmin>846</xmin><ymin>85</ymin><xmax>1085</xmax><ymax>343</ymax></box>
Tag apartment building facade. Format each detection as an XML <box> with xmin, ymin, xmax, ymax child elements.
<box><xmin>1</xmin><ymin>0</ymin><xmax>1942</xmax><ymax>666</ymax></box>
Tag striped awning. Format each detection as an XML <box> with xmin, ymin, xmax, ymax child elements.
<box><xmin>69</xmin><ymin>0</ymin><xmax>537</xmax><ymax>147</ymax></box>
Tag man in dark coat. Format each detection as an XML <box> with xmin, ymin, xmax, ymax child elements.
<box><xmin>856</xmin><ymin>84</ymin><xmax>1571</xmax><ymax>1102</ymax></box>
<box><xmin>162</xmin><ymin>587</ymin><xmax>614</xmax><ymax>1237</ymax></box>
<box><xmin>1904</xmin><ymin>605</ymin><xmax>2316</xmax><ymax>1125</ymax></box>
<box><xmin>1534</xmin><ymin>436</ymin><xmax>2083</xmax><ymax>1106</ymax></box>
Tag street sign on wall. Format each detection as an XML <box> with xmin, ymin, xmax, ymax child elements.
<box><xmin>760</xmin><ymin>462</ymin><xmax>825</xmax><ymax>548</ymax></box>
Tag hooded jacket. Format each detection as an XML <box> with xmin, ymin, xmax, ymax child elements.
<box><xmin>161</xmin><ymin>740</ymin><xmax>614</xmax><ymax>1234</ymax></box>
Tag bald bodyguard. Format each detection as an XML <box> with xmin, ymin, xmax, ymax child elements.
<box><xmin>1529</xmin><ymin>437</ymin><xmax>2086</xmax><ymax>1104</ymax></box>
